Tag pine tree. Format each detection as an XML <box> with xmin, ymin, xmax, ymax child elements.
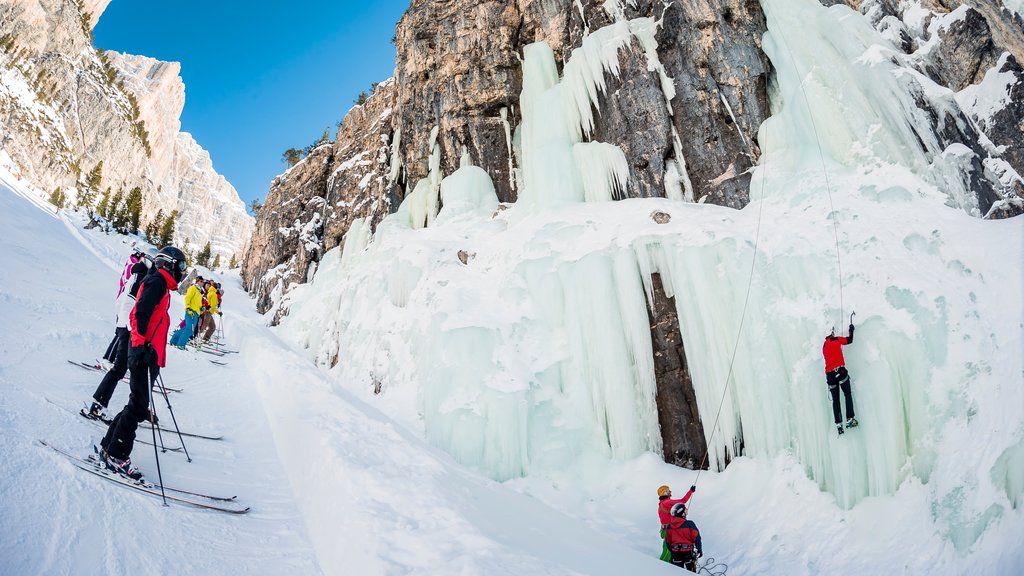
<box><xmin>281</xmin><ymin>148</ymin><xmax>302</xmax><ymax>167</ymax></box>
<box><xmin>96</xmin><ymin>189</ymin><xmax>111</xmax><ymax>218</ymax></box>
<box><xmin>229</xmin><ymin>253</ymin><xmax>238</xmax><ymax>269</ymax></box>
<box><xmin>249</xmin><ymin>199</ymin><xmax>262</xmax><ymax>215</ymax></box>
<box><xmin>157</xmin><ymin>209</ymin><xmax>177</xmax><ymax>247</ymax></box>
<box><xmin>212</xmin><ymin>254</ymin><xmax>222</xmax><ymax>269</ymax></box>
<box><xmin>108</xmin><ymin>189</ymin><xmax>125</xmax><ymax>230</ymax></box>
<box><xmin>86</xmin><ymin>161</ymin><xmax>103</xmax><ymax>191</ymax></box>
<box><xmin>48</xmin><ymin>187</ymin><xmax>66</xmax><ymax>209</ymax></box>
<box><xmin>145</xmin><ymin>209</ymin><xmax>165</xmax><ymax>242</ymax></box>
<box><xmin>124</xmin><ymin>186</ymin><xmax>143</xmax><ymax>234</ymax></box>
<box><xmin>196</xmin><ymin>241</ymin><xmax>212</xmax><ymax>267</ymax></box>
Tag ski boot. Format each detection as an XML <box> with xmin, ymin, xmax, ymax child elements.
<box><xmin>84</xmin><ymin>401</ymin><xmax>106</xmax><ymax>420</ymax></box>
<box><xmin>836</xmin><ymin>423</ymin><xmax>845</xmax><ymax>436</ymax></box>
<box><xmin>101</xmin><ymin>449</ymin><xmax>143</xmax><ymax>481</ymax></box>
<box><xmin>846</xmin><ymin>417</ymin><xmax>859</xmax><ymax>429</ymax></box>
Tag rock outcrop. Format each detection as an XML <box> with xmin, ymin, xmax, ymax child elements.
<box><xmin>0</xmin><ymin>0</ymin><xmax>253</xmax><ymax>260</ymax></box>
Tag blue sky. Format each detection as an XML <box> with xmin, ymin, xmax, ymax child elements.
<box><xmin>94</xmin><ymin>1</ymin><xmax>409</xmax><ymax>212</ymax></box>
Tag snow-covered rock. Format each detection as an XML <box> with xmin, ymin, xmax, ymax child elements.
<box><xmin>0</xmin><ymin>0</ymin><xmax>252</xmax><ymax>260</ymax></box>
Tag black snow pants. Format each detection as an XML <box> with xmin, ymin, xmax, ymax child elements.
<box><xmin>93</xmin><ymin>327</ymin><xmax>129</xmax><ymax>408</ymax></box>
<box><xmin>102</xmin><ymin>344</ymin><xmax>159</xmax><ymax>460</ymax></box>
<box><xmin>827</xmin><ymin>366</ymin><xmax>855</xmax><ymax>424</ymax></box>
<box><xmin>102</xmin><ymin>330</ymin><xmax>120</xmax><ymax>363</ymax></box>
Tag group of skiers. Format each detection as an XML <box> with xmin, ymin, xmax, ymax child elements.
<box><xmin>656</xmin><ymin>321</ymin><xmax>861</xmax><ymax>570</ymax></box>
<box><xmin>84</xmin><ymin>245</ymin><xmax>226</xmax><ymax>480</ymax></box>
<box><xmin>170</xmin><ymin>275</ymin><xmax>222</xmax><ymax>349</ymax></box>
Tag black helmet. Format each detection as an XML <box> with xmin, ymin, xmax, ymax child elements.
<box><xmin>670</xmin><ymin>503</ymin><xmax>687</xmax><ymax>518</ymax></box>
<box><xmin>154</xmin><ymin>246</ymin><xmax>187</xmax><ymax>282</ymax></box>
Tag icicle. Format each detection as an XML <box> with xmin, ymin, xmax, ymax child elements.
<box><xmin>499</xmin><ymin>107</ymin><xmax>516</xmax><ymax>194</ymax></box>
<box><xmin>573</xmin><ymin>142</ymin><xmax>630</xmax><ymax>201</ymax></box>
<box><xmin>426</xmin><ymin>125</ymin><xmax>442</xmax><ymax>226</ymax></box>
<box><xmin>387</xmin><ymin>126</ymin><xmax>402</xmax><ymax>183</ymax></box>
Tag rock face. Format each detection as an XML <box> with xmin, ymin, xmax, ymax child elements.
<box><xmin>828</xmin><ymin>0</ymin><xmax>1024</xmax><ymax>216</ymax></box>
<box><xmin>243</xmin><ymin>0</ymin><xmax>1023</xmax><ymax>470</ymax></box>
<box><xmin>242</xmin><ymin>80</ymin><xmax>399</xmax><ymax>318</ymax></box>
<box><xmin>0</xmin><ymin>0</ymin><xmax>253</xmax><ymax>260</ymax></box>
<box><xmin>649</xmin><ymin>274</ymin><xmax>708</xmax><ymax>469</ymax></box>
<box><xmin>246</xmin><ymin>0</ymin><xmax>772</xmax><ymax>317</ymax></box>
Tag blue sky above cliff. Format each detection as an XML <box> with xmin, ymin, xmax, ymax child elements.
<box><xmin>94</xmin><ymin>1</ymin><xmax>408</xmax><ymax>211</ymax></box>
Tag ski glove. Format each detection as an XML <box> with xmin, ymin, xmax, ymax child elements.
<box><xmin>690</xmin><ymin>485</ymin><xmax>696</xmax><ymax>493</ymax></box>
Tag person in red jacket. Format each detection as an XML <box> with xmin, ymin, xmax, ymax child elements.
<box><xmin>658</xmin><ymin>484</ymin><xmax>695</xmax><ymax>561</ymax></box>
<box><xmin>823</xmin><ymin>322</ymin><xmax>858</xmax><ymax>435</ymax></box>
<box><xmin>665</xmin><ymin>503</ymin><xmax>702</xmax><ymax>571</ymax></box>
<box><xmin>99</xmin><ymin>246</ymin><xmax>186</xmax><ymax>480</ymax></box>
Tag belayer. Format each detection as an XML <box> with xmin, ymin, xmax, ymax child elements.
<box><xmin>823</xmin><ymin>320</ymin><xmax>858</xmax><ymax>435</ymax></box>
<box><xmin>657</xmin><ymin>484</ymin><xmax>695</xmax><ymax>561</ymax></box>
<box><xmin>99</xmin><ymin>246</ymin><xmax>186</xmax><ymax>480</ymax></box>
<box><xmin>665</xmin><ymin>503</ymin><xmax>702</xmax><ymax>571</ymax></box>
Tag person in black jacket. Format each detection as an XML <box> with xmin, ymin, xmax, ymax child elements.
<box><xmin>86</xmin><ymin>256</ymin><xmax>151</xmax><ymax>419</ymax></box>
<box><xmin>100</xmin><ymin>246</ymin><xmax>186</xmax><ymax>480</ymax></box>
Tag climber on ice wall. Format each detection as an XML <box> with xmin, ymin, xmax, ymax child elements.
<box><xmin>823</xmin><ymin>314</ymin><xmax>858</xmax><ymax>435</ymax></box>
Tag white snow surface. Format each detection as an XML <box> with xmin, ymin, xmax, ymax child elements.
<box><xmin>0</xmin><ymin>166</ymin><xmax>686</xmax><ymax>575</ymax></box>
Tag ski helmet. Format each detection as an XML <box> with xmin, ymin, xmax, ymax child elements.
<box><xmin>658</xmin><ymin>485</ymin><xmax>671</xmax><ymax>498</ymax></box>
<box><xmin>154</xmin><ymin>246</ymin><xmax>187</xmax><ymax>282</ymax></box>
<box><xmin>670</xmin><ymin>503</ymin><xmax>686</xmax><ymax>518</ymax></box>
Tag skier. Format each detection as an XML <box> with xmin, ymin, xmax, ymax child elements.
<box><xmin>99</xmin><ymin>246</ymin><xmax>186</xmax><ymax>479</ymax></box>
<box><xmin>86</xmin><ymin>252</ymin><xmax>152</xmax><ymax>419</ymax></box>
<box><xmin>665</xmin><ymin>503</ymin><xmax>702</xmax><ymax>572</ymax></box>
<box><xmin>824</xmin><ymin>322</ymin><xmax>858</xmax><ymax>435</ymax></box>
<box><xmin>100</xmin><ymin>249</ymin><xmax>148</xmax><ymax>366</ymax></box>
<box><xmin>658</xmin><ymin>484</ymin><xmax>695</xmax><ymax>561</ymax></box>
<box><xmin>200</xmin><ymin>279</ymin><xmax>219</xmax><ymax>342</ymax></box>
<box><xmin>169</xmin><ymin>275</ymin><xmax>203</xmax><ymax>349</ymax></box>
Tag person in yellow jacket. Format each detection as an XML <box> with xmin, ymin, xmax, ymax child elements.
<box><xmin>200</xmin><ymin>282</ymin><xmax>220</xmax><ymax>342</ymax></box>
<box><xmin>170</xmin><ymin>277</ymin><xmax>204</xmax><ymax>348</ymax></box>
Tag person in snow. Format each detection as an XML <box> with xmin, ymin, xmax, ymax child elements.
<box><xmin>665</xmin><ymin>503</ymin><xmax>702</xmax><ymax>572</ymax></box>
<box><xmin>169</xmin><ymin>275</ymin><xmax>203</xmax><ymax>349</ymax></box>
<box><xmin>200</xmin><ymin>280</ymin><xmax>220</xmax><ymax>342</ymax></box>
<box><xmin>99</xmin><ymin>246</ymin><xmax>186</xmax><ymax>480</ymax></box>
<box><xmin>86</xmin><ymin>252</ymin><xmax>152</xmax><ymax>419</ymax></box>
<box><xmin>100</xmin><ymin>249</ymin><xmax>149</xmax><ymax>366</ymax></box>
<box><xmin>658</xmin><ymin>484</ymin><xmax>695</xmax><ymax>561</ymax></box>
<box><xmin>824</xmin><ymin>322</ymin><xmax>858</xmax><ymax>435</ymax></box>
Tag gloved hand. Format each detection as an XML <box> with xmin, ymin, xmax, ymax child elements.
<box><xmin>217</xmin><ymin>311</ymin><xmax>222</xmax><ymax>316</ymax></box>
<box><xmin>696</xmin><ymin>550</ymin><xmax>702</xmax><ymax>558</ymax></box>
<box><xmin>849</xmin><ymin>323</ymin><xmax>855</xmax><ymax>333</ymax></box>
<box><xmin>690</xmin><ymin>485</ymin><xmax>696</xmax><ymax>493</ymax></box>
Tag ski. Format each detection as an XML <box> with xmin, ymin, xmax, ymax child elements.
<box><xmin>209</xmin><ymin>359</ymin><xmax>228</xmax><ymax>366</ymax></box>
<box><xmin>190</xmin><ymin>345</ymin><xmax>226</xmax><ymax>357</ymax></box>
<box><xmin>67</xmin><ymin>360</ymin><xmax>182</xmax><ymax>392</ymax></box>
<box><xmin>39</xmin><ymin>440</ymin><xmax>248</xmax><ymax>513</ymax></box>
<box><xmin>44</xmin><ymin>397</ymin><xmax>184</xmax><ymax>452</ymax></box>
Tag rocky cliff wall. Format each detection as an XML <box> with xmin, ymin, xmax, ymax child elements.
<box><xmin>0</xmin><ymin>0</ymin><xmax>253</xmax><ymax>260</ymax></box>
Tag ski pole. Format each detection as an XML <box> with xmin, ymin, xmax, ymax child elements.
<box><xmin>148</xmin><ymin>370</ymin><xmax>168</xmax><ymax>507</ymax></box>
<box><xmin>155</xmin><ymin>374</ymin><xmax>192</xmax><ymax>463</ymax></box>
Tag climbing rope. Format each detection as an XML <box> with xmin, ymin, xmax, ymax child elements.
<box><xmin>692</xmin><ymin>3</ymin><xmax>848</xmax><ymax>491</ymax></box>
<box><xmin>763</xmin><ymin>0</ymin><xmax>846</xmax><ymax>326</ymax></box>
<box><xmin>692</xmin><ymin>91</ymin><xmax>769</xmax><ymax>488</ymax></box>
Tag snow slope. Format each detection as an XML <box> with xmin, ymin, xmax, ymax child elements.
<box><xmin>0</xmin><ymin>170</ymin><xmax>688</xmax><ymax>576</ymax></box>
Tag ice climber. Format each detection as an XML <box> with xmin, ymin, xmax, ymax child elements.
<box><xmin>86</xmin><ymin>250</ymin><xmax>152</xmax><ymax>419</ymax></box>
<box><xmin>824</xmin><ymin>322</ymin><xmax>858</xmax><ymax>435</ymax></box>
<box><xmin>658</xmin><ymin>484</ymin><xmax>695</xmax><ymax>561</ymax></box>
<box><xmin>665</xmin><ymin>503</ymin><xmax>702</xmax><ymax>572</ymax></box>
<box><xmin>169</xmin><ymin>275</ymin><xmax>203</xmax><ymax>349</ymax></box>
<box><xmin>99</xmin><ymin>246</ymin><xmax>186</xmax><ymax>480</ymax></box>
